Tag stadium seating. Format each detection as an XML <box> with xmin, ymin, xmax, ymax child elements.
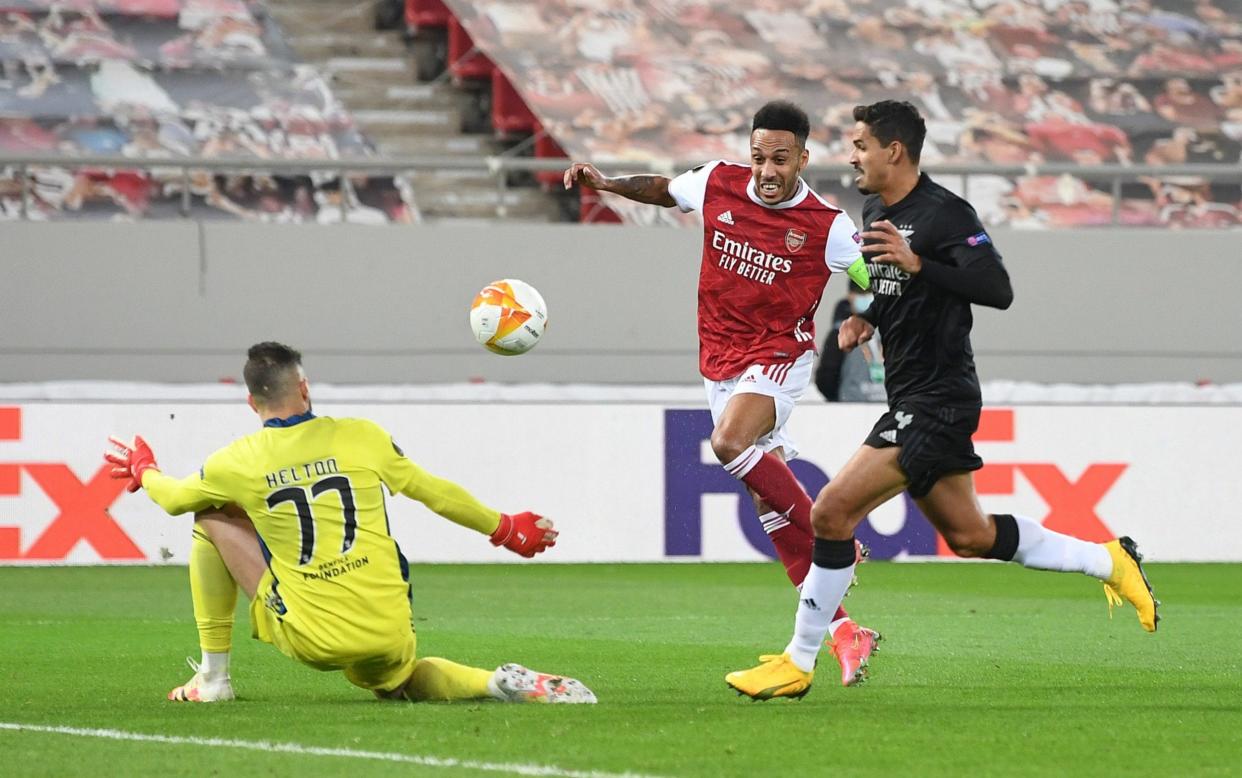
<box><xmin>440</xmin><ymin>0</ymin><xmax>1242</xmax><ymax>228</ymax></box>
<box><xmin>0</xmin><ymin>0</ymin><xmax>415</xmax><ymax>221</ymax></box>
<box><xmin>4</xmin><ymin>0</ymin><xmax>1236</xmax><ymax>226</ymax></box>
<box><xmin>491</xmin><ymin>70</ymin><xmax>538</xmax><ymax>139</ymax></box>
<box><xmin>404</xmin><ymin>0</ymin><xmax>450</xmax><ymax>32</ymax></box>
<box><xmin>446</xmin><ymin>14</ymin><xmax>493</xmax><ymax>85</ymax></box>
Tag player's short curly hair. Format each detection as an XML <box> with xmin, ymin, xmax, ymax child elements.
<box><xmin>853</xmin><ymin>100</ymin><xmax>926</xmax><ymax>163</ymax></box>
<box><xmin>752</xmin><ymin>100</ymin><xmax>810</xmax><ymax>147</ymax></box>
<box><xmin>244</xmin><ymin>341</ymin><xmax>303</xmax><ymax>403</ymax></box>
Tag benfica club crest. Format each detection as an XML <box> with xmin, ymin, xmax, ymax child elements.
<box><xmin>784</xmin><ymin>228</ymin><xmax>807</xmax><ymax>253</ymax></box>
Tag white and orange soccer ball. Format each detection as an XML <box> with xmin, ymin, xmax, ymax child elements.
<box><xmin>469</xmin><ymin>279</ymin><xmax>548</xmax><ymax>356</ymax></box>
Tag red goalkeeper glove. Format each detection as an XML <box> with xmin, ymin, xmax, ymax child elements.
<box><xmin>104</xmin><ymin>435</ymin><xmax>160</xmax><ymax>493</ymax></box>
<box><xmin>489</xmin><ymin>512</ymin><xmax>557</xmax><ymax>558</ymax></box>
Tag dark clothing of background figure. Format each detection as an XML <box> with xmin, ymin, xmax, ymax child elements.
<box><xmin>815</xmin><ymin>298</ymin><xmax>887</xmax><ymax>403</ymax></box>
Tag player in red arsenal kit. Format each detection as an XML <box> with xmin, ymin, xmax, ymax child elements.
<box><xmin>565</xmin><ymin>101</ymin><xmax>879</xmax><ymax>686</ymax></box>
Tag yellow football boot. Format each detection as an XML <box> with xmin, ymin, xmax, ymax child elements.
<box><xmin>1102</xmin><ymin>536</ymin><xmax>1159</xmax><ymax>632</ymax></box>
<box><xmin>725</xmin><ymin>653</ymin><xmax>813</xmax><ymax>700</ymax></box>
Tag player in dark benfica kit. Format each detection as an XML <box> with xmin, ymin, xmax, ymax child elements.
<box><xmin>727</xmin><ymin>101</ymin><xmax>1159</xmax><ymax>700</ymax></box>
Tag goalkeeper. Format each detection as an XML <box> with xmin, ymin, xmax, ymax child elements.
<box><xmin>105</xmin><ymin>341</ymin><xmax>595</xmax><ymax>705</ymax></box>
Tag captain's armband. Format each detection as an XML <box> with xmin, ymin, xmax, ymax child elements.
<box><xmin>846</xmin><ymin>257</ymin><xmax>870</xmax><ymax>291</ymax></box>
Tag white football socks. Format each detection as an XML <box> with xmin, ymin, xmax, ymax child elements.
<box><xmin>200</xmin><ymin>650</ymin><xmax>231</xmax><ymax>679</ymax></box>
<box><xmin>1012</xmin><ymin>514</ymin><xmax>1113</xmax><ymax>580</ymax></box>
<box><xmin>785</xmin><ymin>562</ymin><xmax>856</xmax><ymax>672</ymax></box>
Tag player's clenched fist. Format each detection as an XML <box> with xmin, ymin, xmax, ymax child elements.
<box><xmin>837</xmin><ymin>315</ymin><xmax>875</xmax><ymax>353</ymax></box>
<box><xmin>563</xmin><ymin>162</ymin><xmax>608</xmax><ymax>191</ymax></box>
<box><xmin>104</xmin><ymin>435</ymin><xmax>161</xmax><ymax>493</ymax></box>
<box><xmin>490</xmin><ymin>511</ymin><xmax>558</xmax><ymax>558</ymax></box>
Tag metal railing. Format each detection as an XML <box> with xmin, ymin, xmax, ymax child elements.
<box><xmin>2</xmin><ymin>152</ymin><xmax>1240</xmax><ymax>223</ymax></box>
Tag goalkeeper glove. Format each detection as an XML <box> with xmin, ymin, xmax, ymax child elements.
<box><xmin>105</xmin><ymin>435</ymin><xmax>160</xmax><ymax>493</ymax></box>
<box><xmin>490</xmin><ymin>511</ymin><xmax>557</xmax><ymax>558</ymax></box>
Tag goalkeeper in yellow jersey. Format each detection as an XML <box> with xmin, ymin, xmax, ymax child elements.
<box><xmin>104</xmin><ymin>341</ymin><xmax>595</xmax><ymax>704</ymax></box>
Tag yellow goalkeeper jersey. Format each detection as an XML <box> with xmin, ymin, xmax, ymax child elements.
<box><xmin>143</xmin><ymin>412</ymin><xmax>501</xmax><ymax>644</ymax></box>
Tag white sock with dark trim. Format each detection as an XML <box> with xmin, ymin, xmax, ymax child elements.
<box><xmin>785</xmin><ymin>562</ymin><xmax>856</xmax><ymax>672</ymax></box>
<box><xmin>1012</xmin><ymin>515</ymin><xmax>1113</xmax><ymax>580</ymax></box>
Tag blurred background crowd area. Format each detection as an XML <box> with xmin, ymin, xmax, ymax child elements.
<box><xmin>447</xmin><ymin>0</ymin><xmax>1242</xmax><ymax>228</ymax></box>
<box><xmin>0</xmin><ymin>0</ymin><xmax>1238</xmax><ymax>226</ymax></box>
<box><xmin>0</xmin><ymin>0</ymin><xmax>414</xmax><ymax>221</ymax></box>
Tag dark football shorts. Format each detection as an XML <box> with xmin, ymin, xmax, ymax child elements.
<box><xmin>864</xmin><ymin>400</ymin><xmax>984</xmax><ymax>498</ymax></box>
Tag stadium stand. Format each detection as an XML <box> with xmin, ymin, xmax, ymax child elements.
<box><xmin>1</xmin><ymin>0</ymin><xmax>1237</xmax><ymax>226</ymax></box>
<box><xmin>441</xmin><ymin>0</ymin><xmax>1242</xmax><ymax>228</ymax></box>
<box><xmin>0</xmin><ymin>0</ymin><xmax>416</xmax><ymax>221</ymax></box>
<box><xmin>276</xmin><ymin>0</ymin><xmax>563</xmax><ymax>219</ymax></box>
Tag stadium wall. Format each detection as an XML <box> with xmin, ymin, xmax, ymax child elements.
<box><xmin>0</xmin><ymin>402</ymin><xmax>1236</xmax><ymax>565</ymax></box>
<box><xmin>2</xmin><ymin>222</ymin><xmax>1238</xmax><ymax>385</ymax></box>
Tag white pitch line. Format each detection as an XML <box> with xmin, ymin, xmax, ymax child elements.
<box><xmin>0</xmin><ymin>722</ymin><xmax>664</xmax><ymax>778</ymax></box>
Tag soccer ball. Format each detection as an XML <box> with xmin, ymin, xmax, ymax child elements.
<box><xmin>469</xmin><ymin>279</ymin><xmax>548</xmax><ymax>356</ymax></box>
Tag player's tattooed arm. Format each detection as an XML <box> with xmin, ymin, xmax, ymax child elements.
<box><xmin>601</xmin><ymin>175</ymin><xmax>677</xmax><ymax>207</ymax></box>
<box><xmin>562</xmin><ymin>162</ymin><xmax>676</xmax><ymax>206</ymax></box>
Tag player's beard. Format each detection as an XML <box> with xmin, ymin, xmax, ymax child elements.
<box><xmin>854</xmin><ymin>168</ymin><xmax>872</xmax><ymax>195</ymax></box>
<box><xmin>757</xmin><ymin>178</ymin><xmax>787</xmax><ymax>203</ymax></box>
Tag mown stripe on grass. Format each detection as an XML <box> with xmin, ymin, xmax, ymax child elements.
<box><xmin>0</xmin><ymin>722</ymin><xmax>663</xmax><ymax>778</ymax></box>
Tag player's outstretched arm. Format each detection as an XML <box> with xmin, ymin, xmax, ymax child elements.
<box><xmin>104</xmin><ymin>435</ymin><xmax>219</xmax><ymax>515</ymax></box>
<box><xmin>398</xmin><ymin>465</ymin><xmax>557</xmax><ymax>558</ymax></box>
<box><xmin>489</xmin><ymin>511</ymin><xmax>558</xmax><ymax>559</ymax></box>
<box><xmin>105</xmin><ymin>435</ymin><xmax>158</xmax><ymax>493</ymax></box>
<box><xmin>563</xmin><ymin>162</ymin><xmax>676</xmax><ymax>207</ymax></box>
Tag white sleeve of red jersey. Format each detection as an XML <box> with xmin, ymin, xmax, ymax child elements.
<box><xmin>668</xmin><ymin>160</ymin><xmax>722</xmax><ymax>213</ymax></box>
<box><xmin>824</xmin><ymin>210</ymin><xmax>864</xmax><ymax>273</ymax></box>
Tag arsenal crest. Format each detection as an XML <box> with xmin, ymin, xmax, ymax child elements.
<box><xmin>784</xmin><ymin>228</ymin><xmax>807</xmax><ymax>253</ymax></box>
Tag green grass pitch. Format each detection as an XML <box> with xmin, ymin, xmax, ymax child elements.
<box><xmin>2</xmin><ymin>562</ymin><xmax>1240</xmax><ymax>777</ymax></box>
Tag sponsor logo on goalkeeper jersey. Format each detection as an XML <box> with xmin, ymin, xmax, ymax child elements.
<box><xmin>302</xmin><ymin>554</ymin><xmax>371</xmax><ymax>581</ymax></box>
